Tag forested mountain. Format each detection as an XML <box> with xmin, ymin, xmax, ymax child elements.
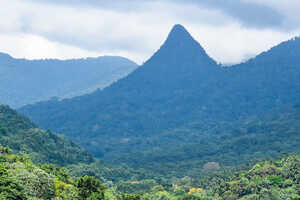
<box><xmin>1</xmin><ymin>105</ymin><xmax>300</xmax><ymax>199</ymax></box>
<box><xmin>112</xmin><ymin>102</ymin><xmax>300</xmax><ymax>178</ymax></box>
<box><xmin>0</xmin><ymin>105</ymin><xmax>93</xmax><ymax>165</ymax></box>
<box><xmin>0</xmin><ymin>105</ymin><xmax>151</xmax><ymax>186</ymax></box>
<box><xmin>0</xmin><ymin>54</ymin><xmax>138</xmax><ymax>108</ymax></box>
<box><xmin>19</xmin><ymin>24</ymin><xmax>300</xmax><ymax>174</ymax></box>
<box><xmin>18</xmin><ymin>24</ymin><xmax>220</xmax><ymax>154</ymax></box>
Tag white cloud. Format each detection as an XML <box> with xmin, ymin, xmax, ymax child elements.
<box><xmin>188</xmin><ymin>24</ymin><xmax>300</xmax><ymax>64</ymax></box>
<box><xmin>0</xmin><ymin>0</ymin><xmax>299</xmax><ymax>65</ymax></box>
<box><xmin>243</xmin><ymin>0</ymin><xmax>300</xmax><ymax>29</ymax></box>
<box><xmin>0</xmin><ymin>33</ymin><xmax>100</xmax><ymax>60</ymax></box>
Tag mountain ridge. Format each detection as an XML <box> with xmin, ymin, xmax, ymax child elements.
<box><xmin>0</xmin><ymin>51</ymin><xmax>135</xmax><ymax>63</ymax></box>
<box><xmin>19</xmin><ymin>24</ymin><xmax>300</xmax><ymax>168</ymax></box>
<box><xmin>0</xmin><ymin>54</ymin><xmax>138</xmax><ymax>108</ymax></box>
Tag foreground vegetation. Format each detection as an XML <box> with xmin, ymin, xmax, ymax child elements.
<box><xmin>1</xmin><ymin>145</ymin><xmax>299</xmax><ymax>199</ymax></box>
<box><xmin>0</xmin><ymin>146</ymin><xmax>106</xmax><ymax>199</ymax></box>
<box><xmin>0</xmin><ymin>105</ymin><xmax>93</xmax><ymax>166</ymax></box>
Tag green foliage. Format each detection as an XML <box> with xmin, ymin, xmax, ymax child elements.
<box><xmin>0</xmin><ymin>105</ymin><xmax>94</xmax><ymax>166</ymax></box>
<box><xmin>0</xmin><ymin>164</ymin><xmax>26</xmax><ymax>200</ymax></box>
<box><xmin>117</xmin><ymin>193</ymin><xmax>141</xmax><ymax>200</ymax></box>
<box><xmin>0</xmin><ymin>148</ymin><xmax>107</xmax><ymax>200</ymax></box>
<box><xmin>39</xmin><ymin>164</ymin><xmax>70</xmax><ymax>183</ymax></box>
<box><xmin>0</xmin><ymin>146</ymin><xmax>11</xmax><ymax>154</ymax></box>
<box><xmin>76</xmin><ymin>176</ymin><xmax>105</xmax><ymax>200</ymax></box>
<box><xmin>216</xmin><ymin>155</ymin><xmax>300</xmax><ymax>199</ymax></box>
<box><xmin>106</xmin><ymin>155</ymin><xmax>300</xmax><ymax>200</ymax></box>
<box><xmin>117</xmin><ymin>180</ymin><xmax>157</xmax><ymax>195</ymax></box>
<box><xmin>1</xmin><ymin>143</ymin><xmax>300</xmax><ymax>200</ymax></box>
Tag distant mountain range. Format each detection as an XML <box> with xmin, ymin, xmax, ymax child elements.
<box><xmin>0</xmin><ymin>53</ymin><xmax>138</xmax><ymax>108</ymax></box>
<box><xmin>19</xmin><ymin>24</ymin><xmax>300</xmax><ymax>175</ymax></box>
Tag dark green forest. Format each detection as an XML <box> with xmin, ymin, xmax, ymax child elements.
<box><xmin>2</xmin><ymin>100</ymin><xmax>300</xmax><ymax>199</ymax></box>
<box><xmin>1</xmin><ymin>145</ymin><xmax>300</xmax><ymax>199</ymax></box>
<box><xmin>0</xmin><ymin>105</ymin><xmax>93</xmax><ymax>165</ymax></box>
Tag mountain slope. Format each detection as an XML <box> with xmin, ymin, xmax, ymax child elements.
<box><xmin>221</xmin><ymin>36</ymin><xmax>300</xmax><ymax>115</ymax></box>
<box><xmin>0</xmin><ymin>105</ymin><xmax>93</xmax><ymax>165</ymax></box>
<box><xmin>19</xmin><ymin>24</ymin><xmax>221</xmax><ymax>156</ymax></box>
<box><xmin>112</xmin><ymin>103</ymin><xmax>300</xmax><ymax>177</ymax></box>
<box><xmin>0</xmin><ymin>147</ymin><xmax>107</xmax><ymax>200</ymax></box>
<box><xmin>0</xmin><ymin>54</ymin><xmax>138</xmax><ymax>108</ymax></box>
<box><xmin>19</xmin><ymin>25</ymin><xmax>300</xmax><ymax>166</ymax></box>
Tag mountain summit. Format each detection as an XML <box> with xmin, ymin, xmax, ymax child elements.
<box><xmin>146</xmin><ymin>24</ymin><xmax>217</xmax><ymax>68</ymax></box>
<box><xmin>164</xmin><ymin>24</ymin><xmax>198</xmax><ymax>46</ymax></box>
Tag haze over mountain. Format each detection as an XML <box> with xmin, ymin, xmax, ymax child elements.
<box><xmin>0</xmin><ymin>54</ymin><xmax>138</xmax><ymax>108</ymax></box>
<box><xmin>19</xmin><ymin>24</ymin><xmax>300</xmax><ymax>172</ymax></box>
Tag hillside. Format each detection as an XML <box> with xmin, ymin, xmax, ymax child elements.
<box><xmin>0</xmin><ymin>147</ymin><xmax>107</xmax><ymax>200</ymax></box>
<box><xmin>0</xmin><ymin>105</ymin><xmax>152</xmax><ymax>186</ymax></box>
<box><xmin>19</xmin><ymin>24</ymin><xmax>300</xmax><ymax>174</ymax></box>
<box><xmin>0</xmin><ymin>54</ymin><xmax>138</xmax><ymax>108</ymax></box>
<box><xmin>1</xmin><ymin>147</ymin><xmax>299</xmax><ymax>199</ymax></box>
<box><xmin>0</xmin><ymin>105</ymin><xmax>93</xmax><ymax>165</ymax></box>
<box><xmin>112</xmin><ymin>103</ymin><xmax>300</xmax><ymax>178</ymax></box>
<box><xmin>215</xmin><ymin>155</ymin><xmax>300</xmax><ymax>199</ymax></box>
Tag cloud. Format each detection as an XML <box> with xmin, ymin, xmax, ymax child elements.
<box><xmin>243</xmin><ymin>0</ymin><xmax>300</xmax><ymax>30</ymax></box>
<box><xmin>175</xmin><ymin>0</ymin><xmax>284</xmax><ymax>29</ymax></box>
<box><xmin>0</xmin><ymin>0</ymin><xmax>299</xmax><ymax>65</ymax></box>
<box><xmin>188</xmin><ymin>24</ymin><xmax>298</xmax><ymax>64</ymax></box>
<box><xmin>0</xmin><ymin>33</ymin><xmax>101</xmax><ymax>60</ymax></box>
<box><xmin>28</xmin><ymin>0</ymin><xmax>299</xmax><ymax>30</ymax></box>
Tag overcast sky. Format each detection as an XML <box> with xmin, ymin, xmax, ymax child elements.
<box><xmin>1</xmin><ymin>0</ymin><xmax>300</xmax><ymax>64</ymax></box>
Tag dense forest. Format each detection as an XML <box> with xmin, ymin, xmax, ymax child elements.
<box><xmin>2</xmin><ymin>104</ymin><xmax>300</xmax><ymax>199</ymax></box>
<box><xmin>0</xmin><ymin>105</ymin><xmax>93</xmax><ymax>165</ymax></box>
<box><xmin>0</xmin><ymin>104</ymin><xmax>147</xmax><ymax>183</ymax></box>
<box><xmin>1</xmin><ymin>145</ymin><xmax>299</xmax><ymax>199</ymax></box>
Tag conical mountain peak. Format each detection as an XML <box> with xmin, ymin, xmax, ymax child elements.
<box><xmin>168</xmin><ymin>24</ymin><xmax>191</xmax><ymax>38</ymax></box>
<box><xmin>146</xmin><ymin>24</ymin><xmax>217</xmax><ymax>67</ymax></box>
<box><xmin>164</xmin><ymin>24</ymin><xmax>198</xmax><ymax>47</ymax></box>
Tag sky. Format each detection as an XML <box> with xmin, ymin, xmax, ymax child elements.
<box><xmin>1</xmin><ymin>0</ymin><xmax>300</xmax><ymax>65</ymax></box>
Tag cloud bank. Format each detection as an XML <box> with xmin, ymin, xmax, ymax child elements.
<box><xmin>0</xmin><ymin>0</ymin><xmax>300</xmax><ymax>64</ymax></box>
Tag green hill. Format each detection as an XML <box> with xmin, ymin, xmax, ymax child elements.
<box><xmin>0</xmin><ymin>105</ymin><xmax>93</xmax><ymax>165</ymax></box>
<box><xmin>0</xmin><ymin>146</ymin><xmax>106</xmax><ymax>200</ymax></box>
